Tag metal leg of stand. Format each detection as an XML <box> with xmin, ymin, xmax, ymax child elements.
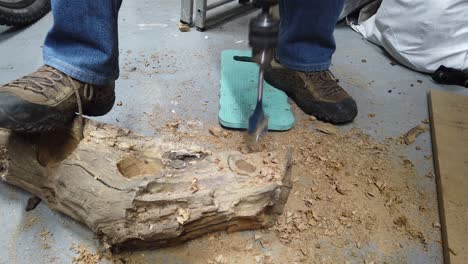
<box><xmin>180</xmin><ymin>0</ymin><xmax>194</xmax><ymax>25</ymax></box>
<box><xmin>195</xmin><ymin>0</ymin><xmax>207</xmax><ymax>31</ymax></box>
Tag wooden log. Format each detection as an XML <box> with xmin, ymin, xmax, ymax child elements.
<box><xmin>0</xmin><ymin>119</ymin><xmax>292</xmax><ymax>250</ymax></box>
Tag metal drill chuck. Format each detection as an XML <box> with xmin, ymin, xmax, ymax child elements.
<box><xmin>248</xmin><ymin>11</ymin><xmax>279</xmax><ymax>51</ymax></box>
<box><xmin>248</xmin><ymin>6</ymin><xmax>279</xmax><ymax>69</ymax></box>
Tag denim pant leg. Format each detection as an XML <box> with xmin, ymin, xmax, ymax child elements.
<box><xmin>43</xmin><ymin>0</ymin><xmax>123</xmax><ymax>85</ymax></box>
<box><xmin>277</xmin><ymin>0</ymin><xmax>344</xmax><ymax>72</ymax></box>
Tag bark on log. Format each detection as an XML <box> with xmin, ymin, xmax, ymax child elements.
<box><xmin>0</xmin><ymin>118</ymin><xmax>292</xmax><ymax>250</ymax></box>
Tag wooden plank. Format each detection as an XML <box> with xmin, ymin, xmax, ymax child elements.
<box><xmin>428</xmin><ymin>89</ymin><xmax>468</xmax><ymax>264</ymax></box>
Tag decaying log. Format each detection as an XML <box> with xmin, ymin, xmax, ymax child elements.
<box><xmin>0</xmin><ymin>118</ymin><xmax>292</xmax><ymax>250</ymax></box>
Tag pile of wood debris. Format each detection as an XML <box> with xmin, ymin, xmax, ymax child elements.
<box><xmin>69</xmin><ymin>112</ymin><xmax>438</xmax><ymax>263</ymax></box>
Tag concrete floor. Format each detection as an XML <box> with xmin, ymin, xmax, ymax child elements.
<box><xmin>1</xmin><ymin>0</ymin><xmax>468</xmax><ymax>263</ymax></box>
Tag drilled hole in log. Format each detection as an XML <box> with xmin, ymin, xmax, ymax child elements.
<box><xmin>162</xmin><ymin>150</ymin><xmax>208</xmax><ymax>162</ymax></box>
<box><xmin>235</xmin><ymin>160</ymin><xmax>256</xmax><ymax>173</ymax></box>
<box><xmin>36</xmin><ymin>128</ymin><xmax>81</xmax><ymax>167</ymax></box>
<box><xmin>117</xmin><ymin>155</ymin><xmax>164</xmax><ymax>178</ymax></box>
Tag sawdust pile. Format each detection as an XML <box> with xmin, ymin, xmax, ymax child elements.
<box><xmin>151</xmin><ymin>114</ymin><xmax>438</xmax><ymax>263</ymax></box>
<box><xmin>71</xmin><ymin>245</ymin><xmax>145</xmax><ymax>264</ymax></box>
<box><xmin>71</xmin><ymin>245</ymin><xmax>103</xmax><ymax>264</ymax></box>
<box><xmin>63</xmin><ymin>113</ymin><xmax>437</xmax><ymax>263</ymax></box>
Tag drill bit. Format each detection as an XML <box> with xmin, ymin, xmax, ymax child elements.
<box><xmin>247</xmin><ymin>0</ymin><xmax>279</xmax><ymax>142</ymax></box>
<box><xmin>248</xmin><ymin>67</ymin><xmax>269</xmax><ymax>142</ymax></box>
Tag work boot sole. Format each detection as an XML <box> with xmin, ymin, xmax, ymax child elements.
<box><xmin>0</xmin><ymin>91</ymin><xmax>115</xmax><ymax>133</ymax></box>
<box><xmin>283</xmin><ymin>90</ymin><xmax>357</xmax><ymax>124</ymax></box>
<box><xmin>264</xmin><ymin>69</ymin><xmax>357</xmax><ymax>124</ymax></box>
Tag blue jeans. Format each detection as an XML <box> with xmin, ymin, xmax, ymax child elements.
<box><xmin>43</xmin><ymin>0</ymin><xmax>343</xmax><ymax>85</ymax></box>
<box><xmin>43</xmin><ymin>0</ymin><xmax>122</xmax><ymax>85</ymax></box>
<box><xmin>277</xmin><ymin>0</ymin><xmax>344</xmax><ymax>72</ymax></box>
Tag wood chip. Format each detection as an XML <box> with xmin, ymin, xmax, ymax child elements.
<box><xmin>449</xmin><ymin>247</ymin><xmax>457</xmax><ymax>256</ymax></box>
<box><xmin>40</xmin><ymin>229</ymin><xmax>50</xmax><ymax>238</ymax></box>
<box><xmin>176</xmin><ymin>208</ymin><xmax>190</xmax><ymax>224</ymax></box>
<box><xmin>300</xmin><ymin>247</ymin><xmax>308</xmax><ymax>255</ymax></box>
<box><xmin>189</xmin><ymin>177</ymin><xmax>199</xmax><ymax>193</ymax></box>
<box><xmin>209</xmin><ymin>127</ymin><xmax>231</xmax><ymax>138</ymax></box>
<box><xmin>335</xmin><ymin>184</ymin><xmax>350</xmax><ymax>195</ymax></box>
<box><xmin>215</xmin><ymin>254</ymin><xmax>225</xmax><ymax>264</ymax></box>
<box><xmin>402</xmin><ymin>124</ymin><xmax>428</xmax><ymax>145</ymax></box>
<box><xmin>315</xmin><ymin>122</ymin><xmax>338</xmax><ymax>135</ymax></box>
<box><xmin>245</xmin><ymin>243</ymin><xmax>253</xmax><ymax>251</ymax></box>
<box><xmin>178</xmin><ymin>22</ymin><xmax>191</xmax><ymax>32</ymax></box>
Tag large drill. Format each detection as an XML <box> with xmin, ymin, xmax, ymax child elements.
<box><xmin>247</xmin><ymin>0</ymin><xmax>279</xmax><ymax>142</ymax></box>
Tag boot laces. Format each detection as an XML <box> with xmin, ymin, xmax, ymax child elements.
<box><xmin>67</xmin><ymin>76</ymin><xmax>94</xmax><ymax>139</ymax></box>
<box><xmin>305</xmin><ymin>70</ymin><xmax>341</xmax><ymax>97</ymax></box>
<box><xmin>8</xmin><ymin>66</ymin><xmax>94</xmax><ymax>137</ymax></box>
<box><xmin>9</xmin><ymin>66</ymin><xmax>62</xmax><ymax>96</ymax></box>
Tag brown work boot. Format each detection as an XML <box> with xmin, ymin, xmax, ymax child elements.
<box><xmin>265</xmin><ymin>61</ymin><xmax>357</xmax><ymax>124</ymax></box>
<box><xmin>0</xmin><ymin>66</ymin><xmax>115</xmax><ymax>132</ymax></box>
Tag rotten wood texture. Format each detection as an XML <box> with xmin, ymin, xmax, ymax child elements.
<box><xmin>429</xmin><ymin>89</ymin><xmax>468</xmax><ymax>264</ymax></box>
<box><xmin>0</xmin><ymin>119</ymin><xmax>292</xmax><ymax>250</ymax></box>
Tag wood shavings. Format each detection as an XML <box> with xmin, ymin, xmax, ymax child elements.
<box><xmin>314</xmin><ymin>121</ymin><xmax>339</xmax><ymax>135</ymax></box>
<box><xmin>144</xmin><ymin>113</ymin><xmax>437</xmax><ymax>263</ymax></box>
<box><xmin>449</xmin><ymin>247</ymin><xmax>458</xmax><ymax>256</ymax></box>
<box><xmin>39</xmin><ymin>229</ymin><xmax>51</xmax><ymax>250</ymax></box>
<box><xmin>209</xmin><ymin>127</ymin><xmax>231</xmax><ymax>138</ymax></box>
<box><xmin>176</xmin><ymin>208</ymin><xmax>191</xmax><ymax>225</ymax></box>
<box><xmin>373</xmin><ymin>180</ymin><xmax>387</xmax><ymax>192</ymax></box>
<box><xmin>402</xmin><ymin>124</ymin><xmax>428</xmax><ymax>145</ymax></box>
<box><xmin>164</xmin><ymin>120</ymin><xmax>181</xmax><ymax>130</ymax></box>
<box><xmin>190</xmin><ymin>177</ymin><xmax>199</xmax><ymax>193</ymax></box>
<box><xmin>335</xmin><ymin>183</ymin><xmax>351</xmax><ymax>195</ymax></box>
<box><xmin>425</xmin><ymin>172</ymin><xmax>434</xmax><ymax>178</ymax></box>
<box><xmin>39</xmin><ymin>229</ymin><xmax>50</xmax><ymax>238</ymax></box>
<box><xmin>254</xmin><ymin>233</ymin><xmax>262</xmax><ymax>241</ymax></box>
<box><xmin>22</xmin><ymin>215</ymin><xmax>39</xmax><ymax>231</ymax></box>
<box><xmin>72</xmin><ymin>245</ymin><xmax>102</xmax><ymax>264</ymax></box>
<box><xmin>245</xmin><ymin>243</ymin><xmax>253</xmax><ymax>251</ymax></box>
<box><xmin>215</xmin><ymin>254</ymin><xmax>225</xmax><ymax>264</ymax></box>
<box><xmin>178</xmin><ymin>22</ymin><xmax>191</xmax><ymax>32</ymax></box>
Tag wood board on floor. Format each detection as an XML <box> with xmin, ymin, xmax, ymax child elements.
<box><xmin>428</xmin><ymin>89</ymin><xmax>468</xmax><ymax>264</ymax></box>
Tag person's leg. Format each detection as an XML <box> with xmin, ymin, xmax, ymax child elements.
<box><xmin>277</xmin><ymin>0</ymin><xmax>344</xmax><ymax>71</ymax></box>
<box><xmin>265</xmin><ymin>0</ymin><xmax>357</xmax><ymax>124</ymax></box>
<box><xmin>0</xmin><ymin>0</ymin><xmax>121</xmax><ymax>132</ymax></box>
<box><xmin>43</xmin><ymin>0</ymin><xmax>123</xmax><ymax>85</ymax></box>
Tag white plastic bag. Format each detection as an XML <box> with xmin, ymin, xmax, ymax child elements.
<box><xmin>353</xmin><ymin>0</ymin><xmax>468</xmax><ymax>72</ymax></box>
<box><xmin>339</xmin><ymin>0</ymin><xmax>375</xmax><ymax>20</ymax></box>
